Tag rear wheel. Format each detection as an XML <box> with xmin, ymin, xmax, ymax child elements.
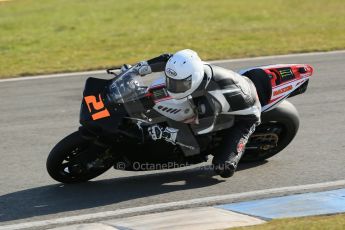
<box><xmin>46</xmin><ymin>131</ymin><xmax>113</xmax><ymax>183</ymax></box>
<box><xmin>241</xmin><ymin>100</ymin><xmax>299</xmax><ymax>162</ymax></box>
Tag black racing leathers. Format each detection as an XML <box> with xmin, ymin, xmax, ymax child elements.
<box><xmin>143</xmin><ymin>54</ymin><xmax>261</xmax><ymax>177</ymax></box>
<box><xmin>192</xmin><ymin>64</ymin><xmax>261</xmax><ymax>177</ymax></box>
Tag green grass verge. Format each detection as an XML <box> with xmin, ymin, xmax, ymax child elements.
<box><xmin>232</xmin><ymin>213</ymin><xmax>345</xmax><ymax>230</ymax></box>
<box><xmin>0</xmin><ymin>0</ymin><xmax>344</xmax><ymax>78</ymax></box>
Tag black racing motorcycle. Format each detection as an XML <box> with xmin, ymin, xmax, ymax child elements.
<box><xmin>47</xmin><ymin>63</ymin><xmax>313</xmax><ymax>183</ymax></box>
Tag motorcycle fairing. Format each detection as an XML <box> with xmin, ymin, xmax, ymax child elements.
<box><xmin>241</xmin><ymin>65</ymin><xmax>311</xmax><ymax>112</ymax></box>
<box><xmin>253</xmin><ymin>64</ymin><xmax>313</xmax><ymax>111</ymax></box>
<box><xmin>153</xmin><ymin>98</ymin><xmax>196</xmax><ymax>122</ymax></box>
<box><xmin>80</xmin><ymin>77</ymin><xmax>128</xmax><ymax>135</ymax></box>
<box><xmin>148</xmin><ymin>78</ymin><xmax>197</xmax><ymax>122</ymax></box>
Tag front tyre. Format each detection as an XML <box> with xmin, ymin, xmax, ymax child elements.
<box><xmin>46</xmin><ymin>131</ymin><xmax>113</xmax><ymax>184</ymax></box>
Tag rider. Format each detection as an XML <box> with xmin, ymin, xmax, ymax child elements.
<box><xmin>124</xmin><ymin>49</ymin><xmax>261</xmax><ymax>178</ymax></box>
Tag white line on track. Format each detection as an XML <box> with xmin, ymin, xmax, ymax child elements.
<box><xmin>1</xmin><ymin>50</ymin><xmax>344</xmax><ymax>83</ymax></box>
<box><xmin>209</xmin><ymin>49</ymin><xmax>345</xmax><ymax>64</ymax></box>
<box><xmin>0</xmin><ymin>70</ymin><xmax>106</xmax><ymax>83</ymax></box>
<box><xmin>1</xmin><ymin>180</ymin><xmax>345</xmax><ymax>230</ymax></box>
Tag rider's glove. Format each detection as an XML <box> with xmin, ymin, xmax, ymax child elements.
<box><xmin>133</xmin><ymin>61</ymin><xmax>152</xmax><ymax>76</ymax></box>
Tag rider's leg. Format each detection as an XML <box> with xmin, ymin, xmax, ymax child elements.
<box><xmin>212</xmin><ymin>117</ymin><xmax>259</xmax><ymax>178</ymax></box>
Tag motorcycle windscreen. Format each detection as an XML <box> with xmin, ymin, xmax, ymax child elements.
<box><xmin>107</xmin><ymin>71</ymin><xmax>147</xmax><ymax>103</ymax></box>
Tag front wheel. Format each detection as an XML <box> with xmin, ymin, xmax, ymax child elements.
<box><xmin>46</xmin><ymin>131</ymin><xmax>113</xmax><ymax>183</ymax></box>
<box><xmin>241</xmin><ymin>100</ymin><xmax>300</xmax><ymax>162</ymax></box>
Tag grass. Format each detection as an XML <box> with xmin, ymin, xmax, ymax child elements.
<box><xmin>0</xmin><ymin>0</ymin><xmax>344</xmax><ymax>78</ymax></box>
<box><xmin>231</xmin><ymin>213</ymin><xmax>345</xmax><ymax>230</ymax></box>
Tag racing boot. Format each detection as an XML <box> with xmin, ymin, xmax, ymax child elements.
<box><xmin>213</xmin><ymin>152</ymin><xmax>242</xmax><ymax>178</ymax></box>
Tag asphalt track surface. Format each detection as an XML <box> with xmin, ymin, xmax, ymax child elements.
<box><xmin>0</xmin><ymin>51</ymin><xmax>344</xmax><ymax>227</ymax></box>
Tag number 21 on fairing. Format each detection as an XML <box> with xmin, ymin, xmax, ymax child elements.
<box><xmin>84</xmin><ymin>94</ymin><xmax>110</xmax><ymax>120</ymax></box>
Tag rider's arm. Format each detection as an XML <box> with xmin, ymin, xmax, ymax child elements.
<box><xmin>132</xmin><ymin>53</ymin><xmax>172</xmax><ymax>76</ymax></box>
<box><xmin>147</xmin><ymin>53</ymin><xmax>172</xmax><ymax>72</ymax></box>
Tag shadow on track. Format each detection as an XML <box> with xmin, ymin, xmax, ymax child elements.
<box><xmin>0</xmin><ymin>161</ymin><xmax>267</xmax><ymax>223</ymax></box>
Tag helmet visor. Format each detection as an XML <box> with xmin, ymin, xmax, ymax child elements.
<box><xmin>166</xmin><ymin>75</ymin><xmax>192</xmax><ymax>94</ymax></box>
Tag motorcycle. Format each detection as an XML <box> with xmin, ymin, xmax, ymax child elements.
<box><xmin>46</xmin><ymin>63</ymin><xmax>313</xmax><ymax>183</ymax></box>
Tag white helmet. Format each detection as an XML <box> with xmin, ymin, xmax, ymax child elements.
<box><xmin>165</xmin><ymin>49</ymin><xmax>204</xmax><ymax>99</ymax></box>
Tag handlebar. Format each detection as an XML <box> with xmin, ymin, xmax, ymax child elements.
<box><xmin>106</xmin><ymin>67</ymin><xmax>121</xmax><ymax>76</ymax></box>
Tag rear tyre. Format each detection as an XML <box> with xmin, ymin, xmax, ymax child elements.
<box><xmin>241</xmin><ymin>100</ymin><xmax>299</xmax><ymax>162</ymax></box>
<box><xmin>46</xmin><ymin>131</ymin><xmax>113</xmax><ymax>184</ymax></box>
